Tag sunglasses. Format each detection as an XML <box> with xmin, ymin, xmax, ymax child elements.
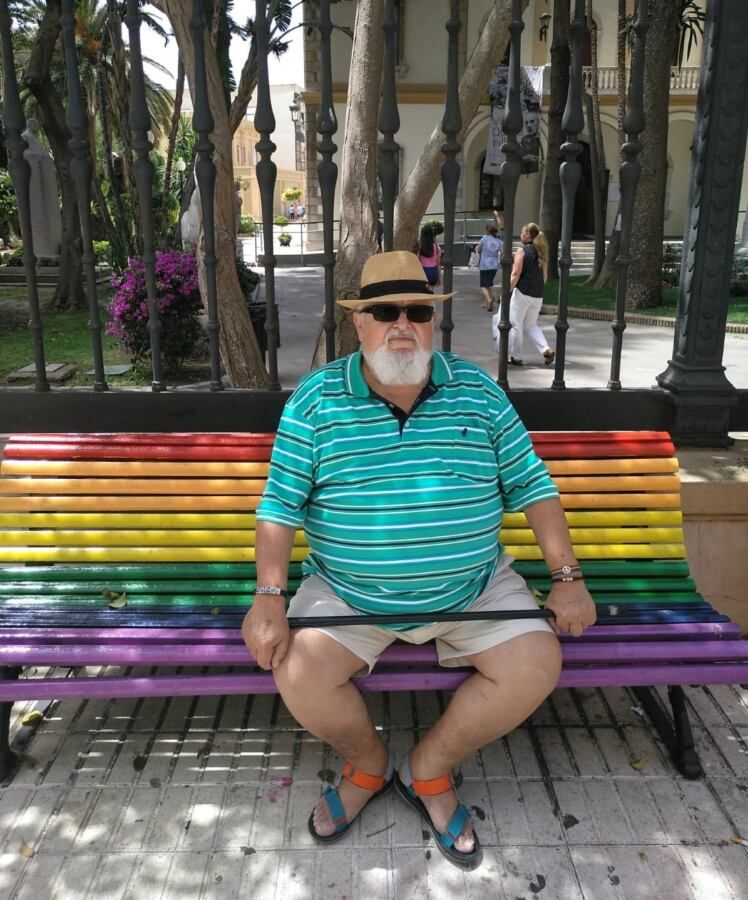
<box><xmin>360</xmin><ymin>304</ymin><xmax>436</xmax><ymax>323</ymax></box>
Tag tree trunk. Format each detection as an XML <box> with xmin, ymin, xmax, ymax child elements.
<box><xmin>107</xmin><ymin>5</ymin><xmax>140</xmax><ymax>254</ymax></box>
<box><xmin>588</xmin><ymin>0</ymin><xmax>627</xmax><ymax>291</ymax></box>
<box><xmin>311</xmin><ymin>0</ymin><xmax>385</xmax><ymax>366</ymax></box>
<box><xmin>21</xmin><ymin>0</ymin><xmax>84</xmax><ymax>311</ymax></box>
<box><xmin>628</xmin><ymin>0</ymin><xmax>680</xmax><ymax>309</ymax></box>
<box><xmin>586</xmin><ymin>3</ymin><xmax>607</xmax><ymax>278</ymax></box>
<box><xmin>159</xmin><ymin>59</ymin><xmax>185</xmax><ymax>246</ymax></box>
<box><xmin>393</xmin><ymin>0</ymin><xmax>526</xmax><ymax>250</ymax></box>
<box><xmin>158</xmin><ymin>0</ymin><xmax>268</xmax><ymax>387</ymax></box>
<box><xmin>540</xmin><ymin>0</ymin><xmax>570</xmax><ymax>282</ymax></box>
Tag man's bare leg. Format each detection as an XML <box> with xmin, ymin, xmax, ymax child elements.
<box><xmin>273</xmin><ymin>628</ymin><xmax>389</xmax><ymax>837</ymax></box>
<box><xmin>407</xmin><ymin>632</ymin><xmax>562</xmax><ymax>852</ymax></box>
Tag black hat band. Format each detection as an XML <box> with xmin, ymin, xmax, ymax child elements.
<box><xmin>358</xmin><ymin>279</ymin><xmax>432</xmax><ymax>300</ymax></box>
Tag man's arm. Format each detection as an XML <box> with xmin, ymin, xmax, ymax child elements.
<box><xmin>523</xmin><ymin>498</ymin><xmax>597</xmax><ymax>637</ymax></box>
<box><xmin>241</xmin><ymin>521</ymin><xmax>297</xmax><ymax>670</ymax></box>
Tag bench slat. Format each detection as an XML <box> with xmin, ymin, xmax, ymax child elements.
<box><xmin>0</xmin><ymin>621</ymin><xmax>739</xmax><ymax>643</ymax></box>
<box><xmin>1</xmin><ymin>660</ymin><xmax>746</xmax><ymax>703</ymax></box>
<box><xmin>0</xmin><ymin>460</ymin><xmax>271</xmax><ymax>477</ymax></box>
<box><xmin>1</xmin><ymin>639</ymin><xmax>746</xmax><ymax>668</ymax></box>
<box><xmin>0</xmin><ymin>477</ymin><xmax>267</xmax><ymax>495</ymax></box>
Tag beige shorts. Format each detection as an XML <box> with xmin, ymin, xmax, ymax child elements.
<box><xmin>287</xmin><ymin>556</ymin><xmax>554</xmax><ymax>675</ymax></box>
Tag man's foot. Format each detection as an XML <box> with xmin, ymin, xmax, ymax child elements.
<box><xmin>395</xmin><ymin>756</ymin><xmax>481</xmax><ymax>869</ymax></box>
<box><xmin>543</xmin><ymin>349</ymin><xmax>555</xmax><ymax>365</ymax></box>
<box><xmin>309</xmin><ymin>754</ymin><xmax>393</xmax><ymax>843</ymax></box>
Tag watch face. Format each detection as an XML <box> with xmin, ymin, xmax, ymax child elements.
<box><xmin>561</xmin><ymin>565</ymin><xmax>572</xmax><ymax>575</ymax></box>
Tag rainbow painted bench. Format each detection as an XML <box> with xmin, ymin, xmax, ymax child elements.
<box><xmin>0</xmin><ymin>431</ymin><xmax>746</xmax><ymax>780</ymax></box>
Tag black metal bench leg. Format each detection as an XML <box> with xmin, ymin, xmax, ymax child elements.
<box><xmin>0</xmin><ymin>666</ymin><xmax>22</xmax><ymax>781</ymax></box>
<box><xmin>631</xmin><ymin>685</ymin><xmax>703</xmax><ymax>779</ymax></box>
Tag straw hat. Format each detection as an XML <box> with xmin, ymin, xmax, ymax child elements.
<box><xmin>336</xmin><ymin>251</ymin><xmax>455</xmax><ymax>310</ymax></box>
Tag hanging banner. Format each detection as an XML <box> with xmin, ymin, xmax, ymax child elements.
<box><xmin>483</xmin><ymin>66</ymin><xmax>544</xmax><ymax>176</ymax></box>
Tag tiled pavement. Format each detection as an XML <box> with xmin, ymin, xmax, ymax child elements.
<box><xmin>1</xmin><ymin>677</ymin><xmax>747</xmax><ymax>899</ymax></box>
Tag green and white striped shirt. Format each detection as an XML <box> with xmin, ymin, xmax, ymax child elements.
<box><xmin>257</xmin><ymin>350</ymin><xmax>558</xmax><ymax>626</ymax></box>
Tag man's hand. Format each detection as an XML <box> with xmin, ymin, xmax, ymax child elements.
<box><xmin>241</xmin><ymin>597</ymin><xmax>290</xmax><ymax>670</ymax></box>
<box><xmin>545</xmin><ymin>581</ymin><xmax>597</xmax><ymax>637</ymax></box>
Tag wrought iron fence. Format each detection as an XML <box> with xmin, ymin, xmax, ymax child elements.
<box><xmin>0</xmin><ymin>0</ymin><xmax>745</xmax><ymax>444</ymax></box>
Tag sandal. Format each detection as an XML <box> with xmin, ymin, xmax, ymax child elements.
<box><xmin>308</xmin><ymin>753</ymin><xmax>394</xmax><ymax>844</ymax></box>
<box><xmin>395</xmin><ymin>755</ymin><xmax>482</xmax><ymax>870</ymax></box>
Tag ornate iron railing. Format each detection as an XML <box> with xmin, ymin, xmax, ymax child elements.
<box><xmin>0</xmin><ymin>0</ymin><xmax>745</xmax><ymax>444</ymax></box>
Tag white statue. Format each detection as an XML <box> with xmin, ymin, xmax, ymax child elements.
<box><xmin>22</xmin><ymin>118</ymin><xmax>61</xmax><ymax>259</ymax></box>
<box><xmin>180</xmin><ymin>185</ymin><xmax>202</xmax><ymax>251</ymax></box>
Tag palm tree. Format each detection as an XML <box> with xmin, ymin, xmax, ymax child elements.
<box><xmin>11</xmin><ymin>0</ymin><xmax>175</xmax><ymax>294</ymax></box>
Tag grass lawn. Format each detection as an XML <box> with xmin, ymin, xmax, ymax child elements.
<box><xmin>543</xmin><ymin>277</ymin><xmax>748</xmax><ymax>325</ymax></box>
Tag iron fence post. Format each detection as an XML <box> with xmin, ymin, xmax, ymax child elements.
<box><xmin>656</xmin><ymin>0</ymin><xmax>748</xmax><ymax>446</ymax></box>
<box><xmin>439</xmin><ymin>0</ymin><xmax>462</xmax><ymax>353</ymax></box>
<box><xmin>497</xmin><ymin>0</ymin><xmax>525</xmax><ymax>390</ymax></box>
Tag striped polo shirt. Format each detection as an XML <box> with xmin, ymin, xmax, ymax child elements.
<box><xmin>256</xmin><ymin>350</ymin><xmax>559</xmax><ymax>627</ymax></box>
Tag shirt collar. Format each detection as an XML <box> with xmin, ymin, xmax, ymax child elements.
<box><xmin>344</xmin><ymin>349</ymin><xmax>453</xmax><ymax>398</ymax></box>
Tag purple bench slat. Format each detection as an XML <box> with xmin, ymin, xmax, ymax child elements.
<box><xmin>1</xmin><ymin>662</ymin><xmax>747</xmax><ymax>703</ymax></box>
<box><xmin>0</xmin><ymin>621</ymin><xmax>741</xmax><ymax>646</ymax></box>
<box><xmin>1</xmin><ymin>639</ymin><xmax>746</xmax><ymax>669</ymax></box>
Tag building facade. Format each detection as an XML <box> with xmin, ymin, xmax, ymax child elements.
<box><xmin>301</xmin><ymin>0</ymin><xmax>748</xmax><ymax>240</ymax></box>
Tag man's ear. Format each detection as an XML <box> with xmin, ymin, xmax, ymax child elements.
<box><xmin>352</xmin><ymin>310</ymin><xmax>364</xmax><ymax>340</ymax></box>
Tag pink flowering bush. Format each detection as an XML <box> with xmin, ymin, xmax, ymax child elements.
<box><xmin>107</xmin><ymin>250</ymin><xmax>203</xmax><ymax>373</ymax></box>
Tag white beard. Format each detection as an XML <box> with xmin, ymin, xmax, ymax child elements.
<box><xmin>363</xmin><ymin>332</ymin><xmax>432</xmax><ymax>386</ymax></box>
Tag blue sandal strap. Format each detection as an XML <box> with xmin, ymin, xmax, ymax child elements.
<box><xmin>439</xmin><ymin>802</ymin><xmax>470</xmax><ymax>849</ymax></box>
<box><xmin>320</xmin><ymin>785</ymin><xmax>349</xmax><ymax>833</ymax></box>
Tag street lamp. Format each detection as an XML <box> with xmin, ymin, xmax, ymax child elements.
<box><xmin>175</xmin><ymin>157</ymin><xmax>186</xmax><ymax>205</ymax></box>
<box><xmin>539</xmin><ymin>12</ymin><xmax>552</xmax><ymax>42</ymax></box>
<box><xmin>289</xmin><ymin>102</ymin><xmax>301</xmax><ymax>125</ymax></box>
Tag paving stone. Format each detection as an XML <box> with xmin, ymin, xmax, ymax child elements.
<box><xmin>3</xmin><ymin>680</ymin><xmax>748</xmax><ymax>898</ymax></box>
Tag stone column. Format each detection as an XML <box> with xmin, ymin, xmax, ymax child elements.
<box><xmin>656</xmin><ymin>0</ymin><xmax>748</xmax><ymax>446</ymax></box>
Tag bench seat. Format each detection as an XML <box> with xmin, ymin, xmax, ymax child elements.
<box><xmin>0</xmin><ymin>430</ymin><xmax>746</xmax><ymax>780</ymax></box>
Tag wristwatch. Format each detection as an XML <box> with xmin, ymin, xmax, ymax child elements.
<box><xmin>254</xmin><ymin>585</ymin><xmax>288</xmax><ymax>598</ymax></box>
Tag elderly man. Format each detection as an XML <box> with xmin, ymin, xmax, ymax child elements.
<box><xmin>242</xmin><ymin>251</ymin><xmax>596</xmax><ymax>869</ymax></box>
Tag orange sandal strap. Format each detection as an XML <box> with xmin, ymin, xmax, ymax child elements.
<box><xmin>341</xmin><ymin>762</ymin><xmax>387</xmax><ymax>792</ymax></box>
<box><xmin>411</xmin><ymin>771</ymin><xmax>455</xmax><ymax>797</ymax></box>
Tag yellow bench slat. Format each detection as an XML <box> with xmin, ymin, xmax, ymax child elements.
<box><xmin>500</xmin><ymin>527</ymin><xmax>684</xmax><ymax>545</ymax></box>
<box><xmin>552</xmin><ymin>474</ymin><xmax>680</xmax><ymax>493</ymax></box>
<box><xmin>506</xmin><ymin>543</ymin><xmax>687</xmax><ymax>560</ymax></box>
<box><xmin>0</xmin><ymin>546</ymin><xmax>308</xmax><ymax>563</ymax></box>
<box><xmin>502</xmin><ymin>510</ymin><xmax>683</xmax><ymax>528</ymax></box>
<box><xmin>0</xmin><ymin>529</ymin><xmax>306</xmax><ymax>547</ymax></box>
<box><xmin>0</xmin><ymin>460</ymin><xmax>270</xmax><ymax>477</ymax></box>
<box><xmin>545</xmin><ymin>458</ymin><xmax>679</xmax><ymax>476</ymax></box>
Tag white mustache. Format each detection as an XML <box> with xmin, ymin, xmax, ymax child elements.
<box><xmin>386</xmin><ymin>327</ymin><xmax>418</xmax><ymax>342</ymax></box>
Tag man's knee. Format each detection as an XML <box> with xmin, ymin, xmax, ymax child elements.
<box><xmin>273</xmin><ymin>628</ymin><xmax>363</xmax><ymax>694</ymax></box>
<box><xmin>472</xmin><ymin>631</ymin><xmax>563</xmax><ymax>699</ymax></box>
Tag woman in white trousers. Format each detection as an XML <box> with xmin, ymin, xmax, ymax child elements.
<box><xmin>508</xmin><ymin>223</ymin><xmax>554</xmax><ymax>366</ymax></box>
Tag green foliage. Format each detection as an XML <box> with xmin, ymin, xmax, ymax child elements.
<box><xmin>676</xmin><ymin>2</ymin><xmax>705</xmax><ymax>67</ymax></box>
<box><xmin>0</xmin><ymin>170</ymin><xmax>18</xmax><ymax>234</ymax></box>
<box><xmin>278</xmin><ymin>232</ymin><xmax>292</xmax><ymax>246</ymax></box>
<box><xmin>274</xmin><ymin>215</ymin><xmax>289</xmax><ymax>226</ymax></box>
<box><xmin>2</xmin><ymin>246</ymin><xmax>24</xmax><ymax>267</ymax></box>
<box><xmin>236</xmin><ymin>257</ymin><xmax>261</xmax><ymax>301</ymax></box>
<box><xmin>730</xmin><ymin>255</ymin><xmax>748</xmax><ymax>297</ymax></box>
<box><xmin>281</xmin><ymin>186</ymin><xmax>302</xmax><ymax>203</ymax></box>
<box><xmin>424</xmin><ymin>219</ymin><xmax>444</xmax><ymax>238</ymax></box>
<box><xmin>662</xmin><ymin>243</ymin><xmax>681</xmax><ymax>288</ymax></box>
<box><xmin>239</xmin><ymin>214</ymin><xmax>258</xmax><ymax>235</ymax></box>
<box><xmin>93</xmin><ymin>240</ymin><xmax>112</xmax><ymax>266</ymax></box>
